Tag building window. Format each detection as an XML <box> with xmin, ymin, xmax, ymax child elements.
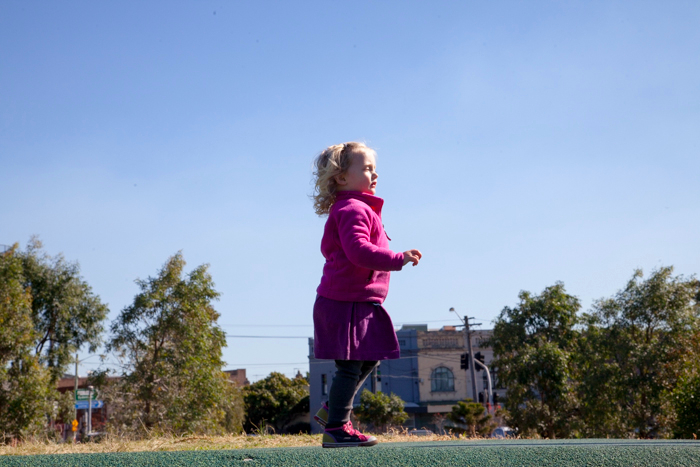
<box><xmin>321</xmin><ymin>374</ymin><xmax>327</xmax><ymax>395</ymax></box>
<box><xmin>431</xmin><ymin>367</ymin><xmax>455</xmax><ymax>392</ymax></box>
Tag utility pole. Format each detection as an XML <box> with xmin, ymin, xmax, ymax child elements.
<box><xmin>87</xmin><ymin>385</ymin><xmax>93</xmax><ymax>436</ymax></box>
<box><xmin>464</xmin><ymin>316</ymin><xmax>478</xmax><ymax>403</ymax></box>
<box><xmin>450</xmin><ymin>308</ymin><xmax>481</xmax><ymax>403</ymax></box>
<box><xmin>73</xmin><ymin>353</ymin><xmax>78</xmax><ymax>442</ymax></box>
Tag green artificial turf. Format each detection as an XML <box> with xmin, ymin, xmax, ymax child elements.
<box><xmin>2</xmin><ymin>440</ymin><xmax>700</xmax><ymax>467</ymax></box>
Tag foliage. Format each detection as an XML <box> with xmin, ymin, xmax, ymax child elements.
<box><xmin>53</xmin><ymin>389</ymin><xmax>77</xmax><ymax>434</ymax></box>
<box><xmin>354</xmin><ymin>390</ymin><xmax>408</xmax><ymax>432</ymax></box>
<box><xmin>106</xmin><ymin>253</ymin><xmax>243</xmax><ymax>435</ymax></box>
<box><xmin>446</xmin><ymin>399</ymin><xmax>494</xmax><ymax>437</ymax></box>
<box><xmin>578</xmin><ymin>267</ymin><xmax>700</xmax><ymax>438</ymax></box>
<box><xmin>672</xmin><ymin>368</ymin><xmax>700</xmax><ymax>439</ymax></box>
<box><xmin>17</xmin><ymin>237</ymin><xmax>108</xmax><ymax>382</ymax></box>
<box><xmin>490</xmin><ymin>282</ymin><xmax>581</xmax><ymax>439</ymax></box>
<box><xmin>0</xmin><ymin>245</ymin><xmax>52</xmax><ymax>441</ymax></box>
<box><xmin>243</xmin><ymin>372</ymin><xmax>309</xmax><ymax>433</ymax></box>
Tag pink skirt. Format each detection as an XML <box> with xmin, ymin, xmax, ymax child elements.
<box><xmin>313</xmin><ymin>295</ymin><xmax>400</xmax><ymax>361</ymax></box>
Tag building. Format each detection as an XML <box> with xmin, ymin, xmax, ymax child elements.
<box><xmin>225</xmin><ymin>369</ymin><xmax>250</xmax><ymax>386</ymax></box>
<box><xmin>308</xmin><ymin>324</ymin><xmax>505</xmax><ymax>433</ymax></box>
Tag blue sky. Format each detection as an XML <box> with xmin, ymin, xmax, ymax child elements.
<box><xmin>2</xmin><ymin>1</ymin><xmax>699</xmax><ymax>381</ymax></box>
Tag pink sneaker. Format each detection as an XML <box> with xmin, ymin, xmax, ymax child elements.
<box><xmin>322</xmin><ymin>421</ymin><xmax>378</xmax><ymax>448</ymax></box>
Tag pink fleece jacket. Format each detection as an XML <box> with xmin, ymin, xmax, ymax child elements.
<box><xmin>316</xmin><ymin>191</ymin><xmax>405</xmax><ymax>304</ymax></box>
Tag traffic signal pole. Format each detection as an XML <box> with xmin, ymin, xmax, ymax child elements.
<box><xmin>473</xmin><ymin>359</ymin><xmax>493</xmax><ymax>410</ymax></box>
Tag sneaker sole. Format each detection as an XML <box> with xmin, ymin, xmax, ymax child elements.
<box><xmin>322</xmin><ymin>439</ymin><xmax>378</xmax><ymax>448</ymax></box>
<box><xmin>313</xmin><ymin>415</ymin><xmax>327</xmax><ymax>427</ymax></box>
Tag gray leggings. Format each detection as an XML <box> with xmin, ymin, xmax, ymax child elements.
<box><xmin>327</xmin><ymin>360</ymin><xmax>379</xmax><ymax>426</ymax></box>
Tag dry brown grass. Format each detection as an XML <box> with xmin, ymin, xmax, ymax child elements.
<box><xmin>0</xmin><ymin>429</ymin><xmax>473</xmax><ymax>456</ymax></box>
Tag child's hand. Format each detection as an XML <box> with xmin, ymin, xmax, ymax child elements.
<box><xmin>403</xmin><ymin>249</ymin><xmax>422</xmax><ymax>267</ymax></box>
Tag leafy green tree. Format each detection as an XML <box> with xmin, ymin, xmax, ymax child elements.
<box><xmin>0</xmin><ymin>245</ymin><xmax>51</xmax><ymax>442</ymax></box>
<box><xmin>243</xmin><ymin>372</ymin><xmax>309</xmax><ymax>433</ymax></box>
<box><xmin>490</xmin><ymin>282</ymin><xmax>581</xmax><ymax>439</ymax></box>
<box><xmin>447</xmin><ymin>399</ymin><xmax>494</xmax><ymax>437</ymax></box>
<box><xmin>672</xmin><ymin>370</ymin><xmax>700</xmax><ymax>439</ymax></box>
<box><xmin>578</xmin><ymin>267</ymin><xmax>700</xmax><ymax>438</ymax></box>
<box><xmin>354</xmin><ymin>390</ymin><xmax>408</xmax><ymax>432</ymax></box>
<box><xmin>106</xmin><ymin>253</ymin><xmax>243</xmax><ymax>435</ymax></box>
<box><xmin>17</xmin><ymin>237</ymin><xmax>108</xmax><ymax>382</ymax></box>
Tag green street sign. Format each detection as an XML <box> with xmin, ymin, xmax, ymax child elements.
<box><xmin>75</xmin><ymin>389</ymin><xmax>98</xmax><ymax>401</ymax></box>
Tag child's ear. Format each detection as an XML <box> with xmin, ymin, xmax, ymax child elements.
<box><xmin>334</xmin><ymin>173</ymin><xmax>347</xmax><ymax>186</ymax></box>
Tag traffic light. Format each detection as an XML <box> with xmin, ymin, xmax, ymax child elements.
<box><xmin>475</xmin><ymin>352</ymin><xmax>485</xmax><ymax>365</ymax></box>
<box><xmin>460</xmin><ymin>352</ymin><xmax>469</xmax><ymax>370</ymax></box>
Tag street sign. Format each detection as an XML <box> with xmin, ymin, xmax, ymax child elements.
<box><xmin>75</xmin><ymin>400</ymin><xmax>104</xmax><ymax>410</ymax></box>
<box><xmin>75</xmin><ymin>389</ymin><xmax>99</xmax><ymax>401</ymax></box>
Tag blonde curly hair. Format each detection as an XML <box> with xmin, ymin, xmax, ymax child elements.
<box><xmin>312</xmin><ymin>142</ymin><xmax>375</xmax><ymax>216</ymax></box>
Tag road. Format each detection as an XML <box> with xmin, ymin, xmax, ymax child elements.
<box><xmin>2</xmin><ymin>439</ymin><xmax>699</xmax><ymax>466</ymax></box>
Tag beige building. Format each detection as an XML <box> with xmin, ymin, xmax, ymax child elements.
<box><xmin>414</xmin><ymin>326</ymin><xmax>502</xmax><ymax>408</ymax></box>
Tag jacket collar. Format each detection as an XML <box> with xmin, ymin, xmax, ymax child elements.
<box><xmin>335</xmin><ymin>191</ymin><xmax>384</xmax><ymax>214</ymax></box>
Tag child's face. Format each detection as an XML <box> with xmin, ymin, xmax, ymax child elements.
<box><xmin>336</xmin><ymin>150</ymin><xmax>378</xmax><ymax>195</ymax></box>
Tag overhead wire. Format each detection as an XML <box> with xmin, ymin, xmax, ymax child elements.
<box><xmin>218</xmin><ymin>318</ymin><xmax>490</xmax><ymax>328</ymax></box>
<box><xmin>226</xmin><ymin>335</ymin><xmax>309</xmax><ymax>339</ymax></box>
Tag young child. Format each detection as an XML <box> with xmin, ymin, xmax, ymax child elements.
<box><xmin>311</xmin><ymin>142</ymin><xmax>422</xmax><ymax>448</ymax></box>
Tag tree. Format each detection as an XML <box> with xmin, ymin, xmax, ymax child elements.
<box><xmin>106</xmin><ymin>253</ymin><xmax>243</xmax><ymax>435</ymax></box>
<box><xmin>353</xmin><ymin>390</ymin><xmax>408</xmax><ymax>432</ymax></box>
<box><xmin>0</xmin><ymin>245</ymin><xmax>51</xmax><ymax>442</ymax></box>
<box><xmin>672</xmin><ymin>370</ymin><xmax>700</xmax><ymax>439</ymax></box>
<box><xmin>578</xmin><ymin>267</ymin><xmax>700</xmax><ymax>438</ymax></box>
<box><xmin>490</xmin><ymin>282</ymin><xmax>581</xmax><ymax>439</ymax></box>
<box><xmin>447</xmin><ymin>399</ymin><xmax>495</xmax><ymax>437</ymax></box>
<box><xmin>243</xmin><ymin>372</ymin><xmax>309</xmax><ymax>433</ymax></box>
<box><xmin>17</xmin><ymin>237</ymin><xmax>108</xmax><ymax>382</ymax></box>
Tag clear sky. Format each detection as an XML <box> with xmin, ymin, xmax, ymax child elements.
<box><xmin>2</xmin><ymin>1</ymin><xmax>699</xmax><ymax>382</ymax></box>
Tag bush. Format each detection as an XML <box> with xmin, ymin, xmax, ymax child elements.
<box><xmin>447</xmin><ymin>399</ymin><xmax>495</xmax><ymax>437</ymax></box>
<box><xmin>243</xmin><ymin>373</ymin><xmax>309</xmax><ymax>433</ymax></box>
<box><xmin>354</xmin><ymin>390</ymin><xmax>408</xmax><ymax>432</ymax></box>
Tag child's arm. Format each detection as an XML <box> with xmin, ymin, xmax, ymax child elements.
<box><xmin>337</xmin><ymin>207</ymin><xmax>411</xmax><ymax>271</ymax></box>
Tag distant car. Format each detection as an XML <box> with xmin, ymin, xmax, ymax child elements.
<box><xmin>408</xmin><ymin>429</ymin><xmax>433</xmax><ymax>436</ymax></box>
<box><xmin>490</xmin><ymin>426</ymin><xmax>515</xmax><ymax>438</ymax></box>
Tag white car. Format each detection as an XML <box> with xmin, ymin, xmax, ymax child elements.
<box><xmin>408</xmin><ymin>429</ymin><xmax>433</xmax><ymax>436</ymax></box>
<box><xmin>490</xmin><ymin>426</ymin><xmax>515</xmax><ymax>438</ymax></box>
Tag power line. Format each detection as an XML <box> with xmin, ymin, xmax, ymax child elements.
<box><xmin>226</xmin><ymin>335</ymin><xmax>309</xmax><ymax>339</ymax></box>
<box><xmin>226</xmin><ymin>352</ymin><xmax>481</xmax><ymax>372</ymax></box>
<box><xmin>214</xmin><ymin>325</ymin><xmax>313</xmax><ymax>329</ymax></box>
<box><xmin>226</xmin><ymin>362</ymin><xmax>308</xmax><ymax>366</ymax></box>
<box><xmin>218</xmin><ymin>319</ymin><xmax>481</xmax><ymax>328</ymax></box>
